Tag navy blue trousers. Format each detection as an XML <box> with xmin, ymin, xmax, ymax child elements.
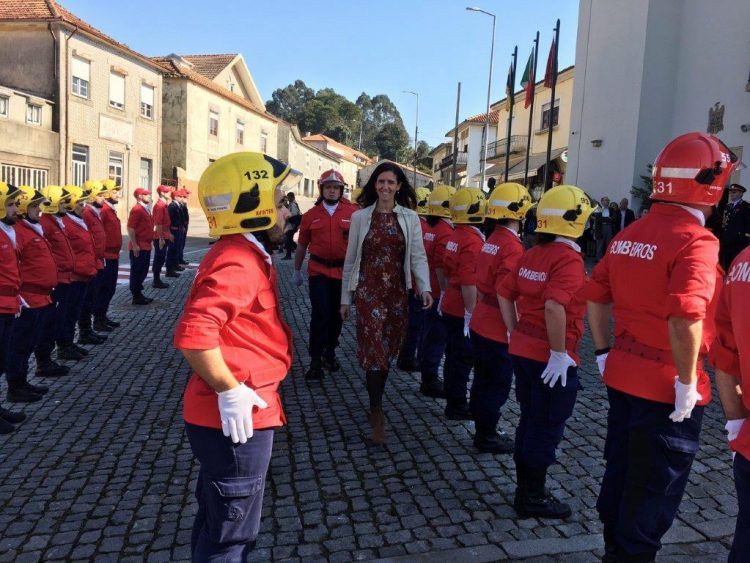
<box><xmin>34</xmin><ymin>297</ymin><xmax>58</xmax><ymax>363</ymax></box>
<box><xmin>79</xmin><ymin>269</ymin><xmax>104</xmax><ymax>327</ymax></box>
<box><xmin>93</xmin><ymin>258</ymin><xmax>119</xmax><ymax>316</ymax></box>
<box><xmin>512</xmin><ymin>355</ymin><xmax>579</xmax><ymax>468</ymax></box>
<box><xmin>60</xmin><ymin>281</ymin><xmax>87</xmax><ymax>345</ymax></box>
<box><xmin>0</xmin><ymin>313</ymin><xmax>14</xmax><ymax>377</ymax></box>
<box><xmin>469</xmin><ymin>331</ymin><xmax>513</xmax><ymax>436</ymax></box>
<box><xmin>399</xmin><ymin>292</ymin><xmax>424</xmax><ymax>362</ymax></box>
<box><xmin>597</xmin><ymin>386</ymin><xmax>703</xmax><ymax>557</ymax></box>
<box><xmin>186</xmin><ymin>423</ymin><xmax>274</xmax><ymax>563</ymax></box>
<box><xmin>418</xmin><ymin>301</ymin><xmax>447</xmax><ymax>384</ymax></box>
<box><xmin>152</xmin><ymin>239</ymin><xmax>167</xmax><ymax>275</ymax></box>
<box><xmin>731</xmin><ymin>453</ymin><xmax>750</xmax><ymax>562</ymax></box>
<box><xmin>442</xmin><ymin>313</ymin><xmax>474</xmax><ymax>409</ymax></box>
<box><xmin>178</xmin><ymin>227</ymin><xmax>187</xmax><ymax>263</ymax></box>
<box><xmin>308</xmin><ymin>275</ymin><xmax>343</xmax><ymax>360</ymax></box>
<box><xmin>5</xmin><ymin>306</ymin><xmax>47</xmax><ymax>386</ymax></box>
<box><xmin>129</xmin><ymin>249</ymin><xmax>151</xmax><ymax>296</ymax></box>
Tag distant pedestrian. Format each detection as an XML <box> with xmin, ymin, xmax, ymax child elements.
<box><xmin>128</xmin><ymin>187</ymin><xmax>154</xmax><ymax>305</ymax></box>
<box><xmin>618</xmin><ymin>197</ymin><xmax>635</xmax><ymax>231</ymax></box>
<box><xmin>340</xmin><ymin>162</ymin><xmax>432</xmax><ymax>445</ymax></box>
<box><xmin>167</xmin><ymin>188</ymin><xmax>186</xmax><ymax>275</ymax></box>
<box><xmin>152</xmin><ymin>184</ymin><xmax>176</xmax><ymax>288</ymax></box>
<box><xmin>719</xmin><ymin>183</ymin><xmax>750</xmax><ymax>270</ymax></box>
<box><xmin>594</xmin><ymin>196</ymin><xmax>616</xmax><ymax>258</ymax></box>
<box><xmin>282</xmin><ymin>191</ymin><xmax>301</xmax><ymax>259</ymax></box>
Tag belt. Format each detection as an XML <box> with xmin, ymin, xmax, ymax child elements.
<box><xmin>0</xmin><ymin>286</ymin><xmax>19</xmax><ymax>297</ymax></box>
<box><xmin>21</xmin><ymin>284</ymin><xmax>53</xmax><ymax>296</ymax></box>
<box><xmin>310</xmin><ymin>254</ymin><xmax>344</xmax><ymax>268</ymax></box>
<box><xmin>481</xmin><ymin>294</ymin><xmax>500</xmax><ymax>309</ymax></box>
<box><xmin>514</xmin><ymin>319</ymin><xmax>576</xmax><ymax>350</ymax></box>
<box><xmin>612</xmin><ymin>333</ymin><xmax>701</xmax><ymax>368</ymax></box>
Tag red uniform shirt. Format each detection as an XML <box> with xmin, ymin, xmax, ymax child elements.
<box><xmin>0</xmin><ymin>228</ymin><xmax>21</xmax><ymax>314</ymax></box>
<box><xmin>83</xmin><ymin>205</ymin><xmax>106</xmax><ymax>269</ymax></box>
<box><xmin>585</xmin><ymin>204</ymin><xmax>719</xmax><ymax>405</ymax></box>
<box><xmin>423</xmin><ymin>219</ymin><xmax>454</xmax><ymax>295</ymax></box>
<box><xmin>710</xmin><ymin>247</ymin><xmax>750</xmax><ymax>460</ymax></box>
<box><xmin>39</xmin><ymin>214</ymin><xmax>75</xmax><ymax>284</ymax></box>
<box><xmin>470</xmin><ymin>226</ymin><xmax>525</xmax><ymax>343</ymax></box>
<box><xmin>440</xmin><ymin>225</ymin><xmax>485</xmax><ymax>318</ymax></box>
<box><xmin>152</xmin><ymin>199</ymin><xmax>173</xmax><ymax>241</ymax></box>
<box><xmin>100</xmin><ymin>202</ymin><xmax>122</xmax><ymax>260</ymax></box>
<box><xmin>174</xmin><ymin>234</ymin><xmax>292</xmax><ymax>430</ymax></box>
<box><xmin>63</xmin><ymin>214</ymin><xmax>97</xmax><ymax>281</ymax></box>
<box><xmin>499</xmin><ymin>241</ymin><xmax>586</xmax><ymax>364</ymax></box>
<box><xmin>15</xmin><ymin>220</ymin><xmax>57</xmax><ymax>308</ymax></box>
<box><xmin>127</xmin><ymin>203</ymin><xmax>154</xmax><ymax>251</ymax></box>
<box><xmin>297</xmin><ymin>201</ymin><xmax>356</xmax><ymax>279</ymax></box>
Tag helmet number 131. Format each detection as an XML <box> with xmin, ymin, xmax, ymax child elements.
<box><xmin>653</xmin><ymin>181</ymin><xmax>673</xmax><ymax>194</ymax></box>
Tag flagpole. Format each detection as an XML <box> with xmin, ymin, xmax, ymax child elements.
<box><xmin>504</xmin><ymin>46</ymin><xmax>517</xmax><ymax>182</ymax></box>
<box><xmin>451</xmin><ymin>82</ymin><xmax>461</xmax><ymax>187</ymax></box>
<box><xmin>524</xmin><ymin>31</ymin><xmax>539</xmax><ymax>186</ymax></box>
<box><xmin>543</xmin><ymin>19</ymin><xmax>560</xmax><ymax>191</ymax></box>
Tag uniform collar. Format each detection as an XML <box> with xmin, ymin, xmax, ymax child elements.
<box><xmin>22</xmin><ymin>219</ymin><xmax>44</xmax><ymax>237</ymax></box>
<box><xmin>663</xmin><ymin>203</ymin><xmax>706</xmax><ymax>226</ymax></box>
<box><xmin>554</xmin><ymin>236</ymin><xmax>582</xmax><ymax>253</ymax></box>
<box><xmin>501</xmin><ymin>226</ymin><xmax>521</xmax><ymax>238</ymax></box>
<box><xmin>0</xmin><ymin>221</ymin><xmax>16</xmax><ymax>248</ymax></box>
<box><xmin>441</xmin><ymin>218</ymin><xmax>454</xmax><ymax>228</ymax></box>
<box><xmin>87</xmin><ymin>204</ymin><xmax>101</xmax><ymax>218</ymax></box>
<box><xmin>66</xmin><ymin>213</ymin><xmax>89</xmax><ymax>231</ymax></box>
<box><xmin>139</xmin><ymin>201</ymin><xmax>152</xmax><ymax>214</ymax></box>
<box><xmin>322</xmin><ymin>202</ymin><xmax>339</xmax><ymax>216</ymax></box>
<box><xmin>242</xmin><ymin>233</ymin><xmax>272</xmax><ymax>265</ymax></box>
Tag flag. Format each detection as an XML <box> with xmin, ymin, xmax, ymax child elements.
<box><xmin>520</xmin><ymin>48</ymin><xmax>535</xmax><ymax>109</ymax></box>
<box><xmin>505</xmin><ymin>63</ymin><xmax>515</xmax><ymax>111</ymax></box>
<box><xmin>543</xmin><ymin>39</ymin><xmax>557</xmax><ymax>88</ymax></box>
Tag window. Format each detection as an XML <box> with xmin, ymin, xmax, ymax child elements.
<box><xmin>1</xmin><ymin>163</ymin><xmax>48</xmax><ymax>189</ymax></box>
<box><xmin>540</xmin><ymin>100</ymin><xmax>560</xmax><ymax>130</ymax></box>
<box><xmin>236</xmin><ymin>121</ymin><xmax>244</xmax><ymax>145</ymax></box>
<box><xmin>139</xmin><ymin>158</ymin><xmax>152</xmax><ymax>189</ymax></box>
<box><xmin>26</xmin><ymin>104</ymin><xmax>41</xmax><ymax>125</ymax></box>
<box><xmin>0</xmin><ymin>96</ymin><xmax>8</xmax><ymax>118</ymax></box>
<box><xmin>109</xmin><ymin>72</ymin><xmax>125</xmax><ymax>110</ymax></box>
<box><xmin>140</xmin><ymin>84</ymin><xmax>154</xmax><ymax>119</ymax></box>
<box><xmin>108</xmin><ymin>151</ymin><xmax>124</xmax><ymax>187</ymax></box>
<box><xmin>72</xmin><ymin>144</ymin><xmax>89</xmax><ymax>186</ymax></box>
<box><xmin>71</xmin><ymin>56</ymin><xmax>90</xmax><ymax>98</ymax></box>
<box><xmin>209</xmin><ymin>110</ymin><xmax>219</xmax><ymax>136</ymax></box>
<box><xmin>260</xmin><ymin>133</ymin><xmax>268</xmax><ymax>153</ymax></box>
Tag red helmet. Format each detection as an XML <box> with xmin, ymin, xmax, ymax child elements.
<box><xmin>319</xmin><ymin>169</ymin><xmax>345</xmax><ymax>187</ymax></box>
<box><xmin>652</xmin><ymin>132</ymin><xmax>739</xmax><ymax>206</ymax></box>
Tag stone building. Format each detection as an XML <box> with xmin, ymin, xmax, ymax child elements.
<box><xmin>276</xmin><ymin>122</ymin><xmax>343</xmax><ymax>198</ymax></box>
<box><xmin>301</xmin><ymin>134</ymin><xmax>373</xmax><ymax>189</ymax></box>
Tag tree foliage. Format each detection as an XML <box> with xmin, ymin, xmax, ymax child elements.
<box><xmin>630</xmin><ymin>164</ymin><xmax>653</xmax><ymax>209</ymax></box>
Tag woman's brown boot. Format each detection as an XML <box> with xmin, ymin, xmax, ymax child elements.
<box><xmin>368</xmin><ymin>407</ymin><xmax>386</xmax><ymax>445</ymax></box>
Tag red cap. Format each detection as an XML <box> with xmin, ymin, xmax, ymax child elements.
<box><xmin>156</xmin><ymin>184</ymin><xmax>173</xmax><ymax>194</ymax></box>
<box><xmin>175</xmin><ymin>189</ymin><xmax>188</xmax><ymax>197</ymax></box>
<box><xmin>134</xmin><ymin>187</ymin><xmax>150</xmax><ymax>197</ymax></box>
<box><xmin>319</xmin><ymin>169</ymin><xmax>345</xmax><ymax>186</ymax></box>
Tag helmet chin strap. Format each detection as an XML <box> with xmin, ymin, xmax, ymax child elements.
<box><xmin>323</xmin><ymin>197</ymin><xmax>340</xmax><ymax>205</ymax></box>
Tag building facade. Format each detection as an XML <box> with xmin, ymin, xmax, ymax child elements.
<box><xmin>439</xmin><ymin>111</ymin><xmax>498</xmax><ymax>189</ymax></box>
<box><xmin>277</xmin><ymin>122</ymin><xmax>343</xmax><ymax>198</ymax></box>
<box><xmin>567</xmin><ymin>0</ymin><xmax>749</xmax><ymax>205</ymax></box>
<box><xmin>301</xmin><ymin>134</ymin><xmax>373</xmax><ymax>189</ymax></box>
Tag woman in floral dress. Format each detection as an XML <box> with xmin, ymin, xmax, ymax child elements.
<box><xmin>340</xmin><ymin>162</ymin><xmax>432</xmax><ymax>444</ymax></box>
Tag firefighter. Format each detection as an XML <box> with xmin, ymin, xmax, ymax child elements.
<box><xmin>174</xmin><ymin>152</ymin><xmax>297</xmax><ymax>560</ymax></box>
<box><xmin>397</xmin><ymin>186</ymin><xmax>431</xmax><ymax>372</ymax></box>
<box><xmin>128</xmin><ymin>187</ymin><xmax>155</xmax><ymax>305</ymax></box>
<box><xmin>91</xmin><ymin>179</ymin><xmax>122</xmax><ymax>331</ymax></box>
<box><xmin>417</xmin><ymin>184</ymin><xmax>454</xmax><ymax>398</ymax></box>
<box><xmin>498</xmin><ymin>185</ymin><xmax>595</xmax><ymax>519</ymax></box>
<box><xmin>0</xmin><ymin>182</ymin><xmax>27</xmax><ymax>434</ymax></box>
<box><xmin>440</xmin><ymin>187</ymin><xmax>486</xmax><ymax>420</ymax></box>
<box><xmin>177</xmin><ymin>188</ymin><xmax>190</xmax><ymax>266</ymax></box>
<box><xmin>4</xmin><ymin>186</ymin><xmax>58</xmax><ymax>403</ymax></box>
<box><xmin>293</xmin><ymin>169</ymin><xmax>356</xmax><ymax>380</ymax></box>
<box><xmin>35</xmin><ymin>185</ymin><xmax>78</xmax><ymax>368</ymax></box>
<box><xmin>586</xmin><ymin>132</ymin><xmax>739</xmax><ymax>560</ymax></box>
<box><xmin>711</xmin><ymin>245</ymin><xmax>750</xmax><ymax>562</ymax></box>
<box><xmin>469</xmin><ymin>182</ymin><xmax>532</xmax><ymax>453</ymax></box>
<box><xmin>78</xmin><ymin>180</ymin><xmax>109</xmax><ymax>343</ymax></box>
<box><xmin>152</xmin><ymin>184</ymin><xmax>176</xmax><ymax>287</ymax></box>
<box><xmin>167</xmin><ymin>188</ymin><xmax>187</xmax><ymax>274</ymax></box>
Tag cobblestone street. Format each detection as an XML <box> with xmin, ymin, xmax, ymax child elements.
<box><xmin>0</xmin><ymin>244</ymin><xmax>739</xmax><ymax>562</ymax></box>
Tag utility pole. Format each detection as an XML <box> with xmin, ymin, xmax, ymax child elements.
<box><xmin>452</xmin><ymin>82</ymin><xmax>461</xmax><ymax>187</ymax></box>
<box><xmin>404</xmin><ymin>90</ymin><xmax>419</xmax><ymax>187</ymax></box>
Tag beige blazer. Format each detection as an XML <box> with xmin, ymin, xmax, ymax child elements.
<box><xmin>340</xmin><ymin>203</ymin><xmax>431</xmax><ymax>305</ymax></box>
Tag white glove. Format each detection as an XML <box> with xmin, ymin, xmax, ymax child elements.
<box><xmin>726</xmin><ymin>419</ymin><xmax>745</xmax><ymax>442</ymax></box>
<box><xmin>463</xmin><ymin>310</ymin><xmax>472</xmax><ymax>338</ymax></box>
<box><xmin>437</xmin><ymin>291</ymin><xmax>445</xmax><ymax>316</ymax></box>
<box><xmin>541</xmin><ymin>351</ymin><xmax>577</xmax><ymax>388</ymax></box>
<box><xmin>292</xmin><ymin>270</ymin><xmax>304</xmax><ymax>287</ymax></box>
<box><xmin>669</xmin><ymin>378</ymin><xmax>702</xmax><ymax>422</ymax></box>
<box><xmin>217</xmin><ymin>384</ymin><xmax>268</xmax><ymax>444</ymax></box>
<box><xmin>596</xmin><ymin>352</ymin><xmax>608</xmax><ymax>378</ymax></box>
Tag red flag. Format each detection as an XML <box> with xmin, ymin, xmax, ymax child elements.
<box><xmin>522</xmin><ymin>48</ymin><xmax>535</xmax><ymax>109</ymax></box>
<box><xmin>543</xmin><ymin>39</ymin><xmax>556</xmax><ymax>88</ymax></box>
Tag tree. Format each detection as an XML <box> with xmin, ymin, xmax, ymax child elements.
<box><xmin>630</xmin><ymin>164</ymin><xmax>653</xmax><ymax>210</ymax></box>
<box><xmin>402</xmin><ymin>140</ymin><xmax>433</xmax><ymax>174</ymax></box>
<box><xmin>356</xmin><ymin>93</ymin><xmax>408</xmax><ymax>157</ymax></box>
<box><xmin>374</xmin><ymin>122</ymin><xmax>410</xmax><ymax>161</ymax></box>
<box><xmin>297</xmin><ymin>89</ymin><xmax>362</xmax><ymax>145</ymax></box>
<box><xmin>265</xmin><ymin>80</ymin><xmax>314</xmax><ymax>123</ymax></box>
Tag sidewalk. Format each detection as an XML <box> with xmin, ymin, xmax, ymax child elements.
<box><xmin>0</xmin><ymin>245</ymin><xmax>736</xmax><ymax>561</ymax></box>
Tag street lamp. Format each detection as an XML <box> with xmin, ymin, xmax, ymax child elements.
<box><xmin>403</xmin><ymin>90</ymin><xmax>419</xmax><ymax>188</ymax></box>
<box><xmin>466</xmin><ymin>6</ymin><xmax>495</xmax><ymax>192</ymax></box>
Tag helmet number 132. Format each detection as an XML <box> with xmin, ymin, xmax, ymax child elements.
<box><xmin>244</xmin><ymin>170</ymin><xmax>269</xmax><ymax>180</ymax></box>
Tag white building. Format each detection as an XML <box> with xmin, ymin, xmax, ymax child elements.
<box><xmin>567</xmin><ymin>0</ymin><xmax>750</xmax><ymax>206</ymax></box>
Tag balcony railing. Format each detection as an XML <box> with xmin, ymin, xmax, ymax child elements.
<box><xmin>439</xmin><ymin>152</ymin><xmax>468</xmax><ymax>170</ymax></box>
<box><xmin>484</xmin><ymin>135</ymin><xmax>529</xmax><ymax>160</ymax></box>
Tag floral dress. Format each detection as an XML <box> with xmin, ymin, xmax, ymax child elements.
<box><xmin>355</xmin><ymin>212</ymin><xmax>408</xmax><ymax>370</ymax></box>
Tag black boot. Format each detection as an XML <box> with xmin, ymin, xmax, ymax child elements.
<box><xmin>602</xmin><ymin>526</ymin><xmax>620</xmax><ymax>563</ymax></box>
<box><xmin>152</xmin><ymin>275</ymin><xmax>169</xmax><ymax>288</ymax></box>
<box><xmin>23</xmin><ymin>381</ymin><xmax>48</xmax><ymax>395</ymax></box>
<box><xmin>513</xmin><ymin>461</ymin><xmax>527</xmax><ymax>513</ymax></box>
<box><xmin>93</xmin><ymin>316</ymin><xmax>115</xmax><ymax>332</ymax></box>
<box><xmin>78</xmin><ymin>329</ymin><xmax>107</xmax><ymax>345</ymax></box>
<box><xmin>71</xmin><ymin>343</ymin><xmax>90</xmax><ymax>356</ymax></box>
<box><xmin>0</xmin><ymin>417</ymin><xmax>15</xmax><ymax>434</ymax></box>
<box><xmin>473</xmin><ymin>431</ymin><xmax>514</xmax><ymax>454</ymax></box>
<box><xmin>0</xmin><ymin>406</ymin><xmax>26</xmax><ymax>424</ymax></box>
<box><xmin>103</xmin><ymin>315</ymin><xmax>121</xmax><ymax>328</ymax></box>
<box><xmin>7</xmin><ymin>384</ymin><xmax>43</xmax><ymax>403</ymax></box>
<box><xmin>57</xmin><ymin>344</ymin><xmax>85</xmax><ymax>361</ymax></box>
<box><xmin>305</xmin><ymin>358</ymin><xmax>325</xmax><ymax>381</ymax></box>
<box><xmin>132</xmin><ymin>293</ymin><xmax>153</xmax><ymax>305</ymax></box>
<box><xmin>321</xmin><ymin>356</ymin><xmax>340</xmax><ymax>372</ymax></box>
<box><xmin>396</xmin><ymin>355</ymin><xmax>419</xmax><ymax>372</ymax></box>
<box><xmin>36</xmin><ymin>360</ymin><xmax>70</xmax><ymax>377</ymax></box>
<box><xmin>419</xmin><ymin>375</ymin><xmax>446</xmax><ymax>398</ymax></box>
<box><xmin>515</xmin><ymin>465</ymin><xmax>571</xmax><ymax>519</ymax></box>
<box><xmin>165</xmin><ymin>269</ymin><xmax>181</xmax><ymax>278</ymax></box>
<box><xmin>444</xmin><ymin>402</ymin><xmax>473</xmax><ymax>421</ymax></box>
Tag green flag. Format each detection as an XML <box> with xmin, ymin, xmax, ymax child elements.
<box><xmin>520</xmin><ymin>48</ymin><xmax>535</xmax><ymax>108</ymax></box>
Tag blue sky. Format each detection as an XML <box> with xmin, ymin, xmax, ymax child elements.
<box><xmin>61</xmin><ymin>0</ymin><xmax>579</xmax><ymax>148</ymax></box>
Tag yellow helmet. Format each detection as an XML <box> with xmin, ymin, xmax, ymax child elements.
<box><xmin>199</xmin><ymin>152</ymin><xmax>301</xmax><ymax>238</ymax></box>
<box><xmin>450</xmin><ymin>187</ymin><xmax>486</xmax><ymax>224</ymax></box>
<box><xmin>41</xmin><ymin>185</ymin><xmax>72</xmax><ymax>214</ymax></box>
<box><xmin>415</xmin><ymin>187</ymin><xmax>431</xmax><ymax>215</ymax></box>
<box><xmin>83</xmin><ymin>180</ymin><xmax>106</xmax><ymax>201</ymax></box>
<box><xmin>63</xmin><ymin>185</ymin><xmax>88</xmax><ymax>212</ymax></box>
<box><xmin>427</xmin><ymin>185</ymin><xmax>455</xmax><ymax>218</ymax></box>
<box><xmin>351</xmin><ymin>187</ymin><xmax>363</xmax><ymax>205</ymax></box>
<box><xmin>101</xmin><ymin>179</ymin><xmax>121</xmax><ymax>196</ymax></box>
<box><xmin>17</xmin><ymin>185</ymin><xmax>49</xmax><ymax>215</ymax></box>
<box><xmin>487</xmin><ymin>182</ymin><xmax>533</xmax><ymax>221</ymax></box>
<box><xmin>0</xmin><ymin>181</ymin><xmax>22</xmax><ymax>220</ymax></box>
<box><xmin>535</xmin><ymin>185</ymin><xmax>597</xmax><ymax>239</ymax></box>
